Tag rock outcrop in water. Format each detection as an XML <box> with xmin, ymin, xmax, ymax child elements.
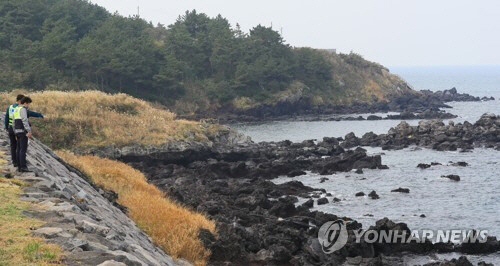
<box><xmin>380</xmin><ymin>88</ymin><xmax>494</xmax><ymax>117</ymax></box>
<box><xmin>442</xmin><ymin>174</ymin><xmax>461</xmax><ymax>181</ymax></box>
<box><xmin>391</xmin><ymin>187</ymin><xmax>410</xmax><ymax>193</ymax></box>
<box><xmin>341</xmin><ymin>113</ymin><xmax>500</xmax><ymax>151</ymax></box>
<box><xmin>282</xmin><ymin>109</ymin><xmax>458</xmax><ymax>122</ymax></box>
<box><xmin>119</xmin><ymin>137</ymin><xmax>388</xmax><ymax>179</ymax></box>
<box><xmin>217</xmin><ymin>88</ymin><xmax>493</xmax><ymax>122</ymax></box>
<box><xmin>421</xmin><ymin>87</ymin><xmax>495</xmax><ymax>103</ymax></box>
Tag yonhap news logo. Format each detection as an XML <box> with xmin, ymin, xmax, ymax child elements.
<box><xmin>318</xmin><ymin>220</ymin><xmax>489</xmax><ymax>254</ymax></box>
<box><xmin>317</xmin><ymin>220</ymin><xmax>349</xmax><ymax>253</ymax></box>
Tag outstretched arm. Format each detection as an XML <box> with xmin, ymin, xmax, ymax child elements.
<box><xmin>28</xmin><ymin>110</ymin><xmax>44</xmax><ymax>118</ymax></box>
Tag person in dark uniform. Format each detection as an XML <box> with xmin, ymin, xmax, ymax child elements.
<box><xmin>5</xmin><ymin>94</ymin><xmax>43</xmax><ymax>167</ymax></box>
<box><xmin>12</xmin><ymin>96</ymin><xmax>34</xmax><ymax>172</ymax></box>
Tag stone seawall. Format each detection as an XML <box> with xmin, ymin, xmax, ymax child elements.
<box><xmin>0</xmin><ymin>122</ymin><xmax>183</xmax><ymax>265</ymax></box>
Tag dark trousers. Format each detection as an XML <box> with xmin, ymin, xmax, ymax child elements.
<box><xmin>8</xmin><ymin>127</ymin><xmax>18</xmax><ymax>166</ymax></box>
<box><xmin>16</xmin><ymin>133</ymin><xmax>28</xmax><ymax>169</ymax></box>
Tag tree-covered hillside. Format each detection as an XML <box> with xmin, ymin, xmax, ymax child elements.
<box><xmin>0</xmin><ymin>0</ymin><xmax>413</xmax><ymax>116</ymax></box>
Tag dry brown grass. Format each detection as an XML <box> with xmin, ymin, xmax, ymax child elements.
<box><xmin>57</xmin><ymin>151</ymin><xmax>216</xmax><ymax>266</ymax></box>
<box><xmin>0</xmin><ymin>150</ymin><xmax>62</xmax><ymax>266</ymax></box>
<box><xmin>0</xmin><ymin>90</ymin><xmax>221</xmax><ymax>150</ymax></box>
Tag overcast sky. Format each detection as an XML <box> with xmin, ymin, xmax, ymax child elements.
<box><xmin>91</xmin><ymin>0</ymin><xmax>500</xmax><ymax>67</ymax></box>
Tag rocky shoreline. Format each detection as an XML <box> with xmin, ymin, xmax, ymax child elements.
<box><xmin>114</xmin><ymin>114</ymin><xmax>500</xmax><ymax>265</ymax></box>
<box><xmin>5</xmin><ymin>109</ymin><xmax>499</xmax><ymax>265</ymax></box>
<box><xmin>344</xmin><ymin>113</ymin><xmax>500</xmax><ymax>151</ymax></box>
<box><xmin>200</xmin><ymin>88</ymin><xmax>494</xmax><ymax>123</ymax></box>
<box><xmin>6</xmin><ymin>108</ymin><xmax>497</xmax><ymax>266</ymax></box>
<box><xmin>119</xmin><ymin>141</ymin><xmax>384</xmax><ymax>265</ymax></box>
<box><xmin>231</xmin><ymin>109</ymin><xmax>458</xmax><ymax>124</ymax></box>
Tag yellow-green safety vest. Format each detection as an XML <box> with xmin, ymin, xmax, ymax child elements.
<box><xmin>12</xmin><ymin>106</ymin><xmax>23</xmax><ymax>121</ymax></box>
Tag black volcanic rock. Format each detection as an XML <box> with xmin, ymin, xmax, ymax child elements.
<box><xmin>442</xmin><ymin>174</ymin><xmax>460</xmax><ymax>181</ymax></box>
<box><xmin>391</xmin><ymin>187</ymin><xmax>410</xmax><ymax>193</ymax></box>
<box><xmin>341</xmin><ymin>132</ymin><xmax>360</xmax><ymax>149</ymax></box>
<box><xmin>368</xmin><ymin>190</ymin><xmax>380</xmax><ymax>199</ymax></box>
<box><xmin>317</xmin><ymin>197</ymin><xmax>329</xmax><ymax>205</ymax></box>
<box><xmin>423</xmin><ymin>256</ymin><xmax>473</xmax><ymax>266</ymax></box>
<box><xmin>120</xmin><ymin>137</ymin><xmax>393</xmax><ymax>265</ymax></box>
<box><xmin>422</xmin><ymin>87</ymin><xmax>488</xmax><ymax>102</ymax></box>
<box><xmin>301</xmin><ymin>199</ymin><xmax>314</xmax><ymax>209</ymax></box>
<box><xmin>451</xmin><ymin>161</ymin><xmax>469</xmax><ymax>167</ymax></box>
<box><xmin>417</xmin><ymin>163</ymin><xmax>431</xmax><ymax>169</ymax></box>
<box><xmin>458</xmin><ymin>236</ymin><xmax>500</xmax><ymax>254</ymax></box>
<box><xmin>113</xmin><ymin>113</ymin><xmax>500</xmax><ymax>265</ymax></box>
<box><xmin>367</xmin><ymin>115</ymin><xmax>382</xmax><ymax>120</ymax></box>
<box><xmin>287</xmin><ymin>169</ymin><xmax>306</xmax><ymax>177</ymax></box>
<box><xmin>347</xmin><ymin>114</ymin><xmax>500</xmax><ymax>151</ymax></box>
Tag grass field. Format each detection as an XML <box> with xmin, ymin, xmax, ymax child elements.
<box><xmin>0</xmin><ymin>151</ymin><xmax>62</xmax><ymax>266</ymax></box>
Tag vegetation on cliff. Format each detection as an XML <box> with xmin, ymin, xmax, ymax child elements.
<box><xmin>58</xmin><ymin>152</ymin><xmax>216</xmax><ymax>266</ymax></box>
<box><xmin>0</xmin><ymin>0</ymin><xmax>412</xmax><ymax>116</ymax></box>
<box><xmin>0</xmin><ymin>90</ymin><xmax>222</xmax><ymax>150</ymax></box>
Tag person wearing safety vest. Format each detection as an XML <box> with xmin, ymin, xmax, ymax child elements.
<box><xmin>5</xmin><ymin>94</ymin><xmax>43</xmax><ymax>168</ymax></box>
<box><xmin>12</xmin><ymin>96</ymin><xmax>34</xmax><ymax>172</ymax></box>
